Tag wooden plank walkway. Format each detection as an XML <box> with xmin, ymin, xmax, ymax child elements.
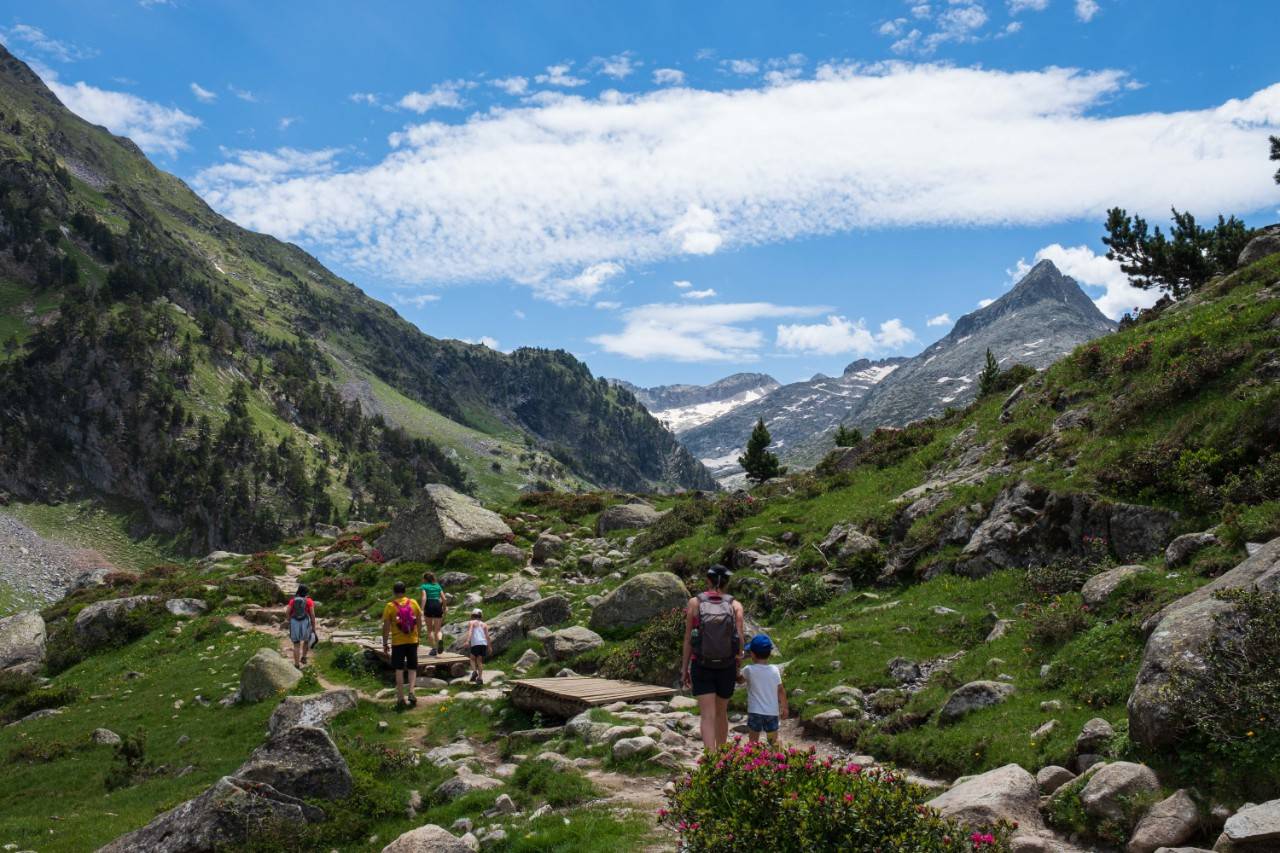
<box><xmin>511</xmin><ymin>677</ymin><xmax>676</xmax><ymax>718</ymax></box>
<box><xmin>359</xmin><ymin>642</ymin><xmax>471</xmax><ymax>677</ymax></box>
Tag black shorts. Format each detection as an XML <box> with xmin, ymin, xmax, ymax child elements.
<box><xmin>690</xmin><ymin>662</ymin><xmax>735</xmax><ymax>699</ymax></box>
<box><xmin>469</xmin><ymin>645</ymin><xmax>488</xmax><ymax>659</ymax></box>
<box><xmin>390</xmin><ymin>643</ymin><xmax>418</xmax><ymax>672</ymax></box>
<box><xmin>424</xmin><ymin>599</ymin><xmax>444</xmax><ymax>618</ymax></box>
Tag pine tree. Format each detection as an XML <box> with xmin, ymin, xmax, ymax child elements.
<box><xmin>738</xmin><ymin>418</ymin><xmax>781</xmax><ymax>484</ymax></box>
<box><xmin>834</xmin><ymin>424</ymin><xmax>862</xmax><ymax>448</ymax></box>
<box><xmin>1271</xmin><ymin>135</ymin><xmax>1280</xmax><ymax>185</ymax></box>
<box><xmin>978</xmin><ymin>349</ymin><xmax>1000</xmax><ymax>397</ymax></box>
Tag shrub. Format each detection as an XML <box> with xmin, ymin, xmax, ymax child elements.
<box><xmin>332</xmin><ymin>644</ymin><xmax>378</xmax><ymax>677</ymax></box>
<box><xmin>348</xmin><ymin>561</ymin><xmax>381</xmax><ymax>587</ymax></box>
<box><xmin>714</xmin><ymin>492</ymin><xmax>760</xmax><ymax>533</ymax></box>
<box><xmin>245</xmin><ymin>552</ymin><xmax>285</xmax><ymax>576</ymax></box>
<box><xmin>859</xmin><ymin>422</ymin><xmax>939</xmax><ymax>469</ymax></box>
<box><xmin>0</xmin><ymin>682</ymin><xmax>80</xmax><ymax>724</ymax></box>
<box><xmin>441</xmin><ymin>548</ymin><xmax>510</xmax><ymax>575</ymax></box>
<box><xmin>1117</xmin><ymin>339</ymin><xmax>1153</xmax><ymax>372</ymax></box>
<box><xmin>512</xmin><ymin>759</ymin><xmax>598</xmax><ymax>806</ymax></box>
<box><xmin>515</xmin><ymin>491</ymin><xmax>607</xmax><ymax>521</ymax></box>
<box><xmin>990</xmin><ymin>363</ymin><xmax>1037</xmax><ymax>395</ymax></box>
<box><xmin>103</xmin><ymin>571</ymin><xmax>138</xmax><ymax>588</ymax></box>
<box><xmin>661</xmin><ymin>740</ymin><xmax>1013</xmax><ymax>852</ymax></box>
<box><xmin>594</xmin><ymin>608</ymin><xmax>685</xmax><ymax>685</ymax></box>
<box><xmin>142</xmin><ymin>563</ymin><xmax>182</xmax><ymax>579</ymax></box>
<box><xmin>104</xmin><ymin>729</ymin><xmax>153</xmax><ymax>791</ymax></box>
<box><xmin>1074</xmin><ymin>343</ymin><xmax>1105</xmax><ymax>377</ymax></box>
<box><xmin>772</xmin><ymin>573</ymin><xmax>832</xmax><ymax>617</ymax></box>
<box><xmin>8</xmin><ymin>739</ymin><xmax>71</xmax><ymax>764</ymax></box>
<box><xmin>1004</xmin><ymin>427</ymin><xmax>1043</xmax><ymax>459</ymax></box>
<box><xmin>634</xmin><ymin>499</ymin><xmax>712</xmax><ymax>554</ymax></box>
<box><xmin>1027</xmin><ymin>595</ymin><xmax>1091</xmax><ymax>648</ymax></box>
<box><xmin>312</xmin><ymin>575</ymin><xmax>359</xmax><ymax>601</ymax></box>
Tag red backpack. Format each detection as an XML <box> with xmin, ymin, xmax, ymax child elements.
<box><xmin>395</xmin><ymin>599</ymin><xmax>418</xmax><ymax>635</ymax></box>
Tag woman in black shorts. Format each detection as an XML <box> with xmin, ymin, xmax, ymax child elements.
<box><xmin>681</xmin><ymin>564</ymin><xmax>745</xmax><ymax>752</ymax></box>
<box><xmin>419</xmin><ymin>572</ymin><xmax>447</xmax><ymax>656</ymax></box>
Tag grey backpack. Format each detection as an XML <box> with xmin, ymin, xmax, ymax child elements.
<box><xmin>696</xmin><ymin>592</ymin><xmax>739</xmax><ymax>669</ymax></box>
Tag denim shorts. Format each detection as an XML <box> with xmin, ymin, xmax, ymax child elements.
<box><xmin>747</xmin><ymin>713</ymin><xmax>780</xmax><ymax>733</ymax></box>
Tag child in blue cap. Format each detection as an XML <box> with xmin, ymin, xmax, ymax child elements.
<box><xmin>737</xmin><ymin>633</ymin><xmax>788</xmax><ymax>743</ymax></box>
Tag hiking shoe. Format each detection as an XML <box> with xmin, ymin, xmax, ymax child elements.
<box><xmin>427</xmin><ymin>649</ymin><xmax>438</xmax><ymax>657</ymax></box>
<box><xmin>407</xmin><ymin>694</ymin><xmax>418</xmax><ymax>707</ymax></box>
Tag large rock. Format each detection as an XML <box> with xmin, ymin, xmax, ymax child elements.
<box><xmin>1075</xmin><ymin>717</ymin><xmax>1115</xmax><ymax>755</ymax></box>
<box><xmin>97</xmin><ymin>775</ymin><xmax>325</xmax><ymax>852</ymax></box>
<box><xmin>73</xmin><ymin>595</ymin><xmax>161</xmax><ymax>647</ymax></box>
<box><xmin>267</xmin><ymin>689</ymin><xmax>358</xmax><ymax>736</ymax></box>
<box><xmin>0</xmin><ymin>610</ymin><xmax>45</xmax><ymax>673</ymax></box>
<box><xmin>588</xmin><ymin>572</ymin><xmax>689</xmax><ymax>632</ymax></box>
<box><xmin>484</xmin><ymin>577</ymin><xmax>540</xmax><ymax>604</ymax></box>
<box><xmin>238</xmin><ymin>647</ymin><xmax>302</xmax><ymax>703</ymax></box>
<box><xmin>926</xmin><ymin>763</ymin><xmax>1045</xmax><ymax>833</ymax></box>
<box><xmin>938</xmin><ymin>680</ymin><xmax>1015</xmax><ymax>725</ymax></box>
<box><xmin>1237</xmin><ymin>224</ymin><xmax>1280</xmax><ymax>268</ymax></box>
<box><xmin>531</xmin><ymin>533</ymin><xmax>564</xmax><ymax>563</ymax></box>
<box><xmin>1128</xmin><ymin>789</ymin><xmax>1198</xmax><ymax>853</ymax></box>
<box><xmin>1080</xmin><ymin>762</ymin><xmax>1160</xmax><ymax>823</ymax></box>
<box><xmin>1130</xmin><ymin>538</ymin><xmax>1280</xmax><ymax>749</ymax></box>
<box><xmin>543</xmin><ymin>626</ymin><xmax>604</xmax><ymax>661</ymax></box>
<box><xmin>596</xmin><ymin>503</ymin><xmax>664</xmax><ymax>535</ymax></box>
<box><xmin>1036</xmin><ymin>766</ymin><xmax>1075</xmax><ymax>795</ymax></box>
<box><xmin>447</xmin><ymin>595</ymin><xmax>571</xmax><ymax>657</ymax></box>
<box><xmin>377</xmin><ymin>484</ymin><xmax>512</xmax><ymax>562</ymax></box>
<box><xmin>435</xmin><ymin>767</ymin><xmax>502</xmax><ymax>802</ymax></box>
<box><xmin>959</xmin><ymin>482</ymin><xmax>1177</xmax><ymax>576</ymax></box>
<box><xmin>818</xmin><ymin>524</ymin><xmax>882</xmax><ymax>566</ymax></box>
<box><xmin>164</xmin><ymin>598</ymin><xmax>209</xmax><ymax>618</ymax></box>
<box><xmin>491</xmin><ymin>543</ymin><xmax>525</xmax><ymax>565</ymax></box>
<box><xmin>381</xmin><ymin>824</ymin><xmax>475</xmax><ymax>853</ymax></box>
<box><xmin>1082</xmin><ymin>565</ymin><xmax>1154</xmax><ymax>608</ymax></box>
<box><xmin>612</xmin><ymin>735</ymin><xmax>657</xmax><ymax>760</ymax></box>
<box><xmin>234</xmin><ymin>725</ymin><xmax>353</xmax><ymax>800</ymax></box>
<box><xmin>1165</xmin><ymin>532</ymin><xmax>1219</xmax><ymax>568</ymax></box>
<box><xmin>1215</xmin><ymin>798</ymin><xmax>1280</xmax><ymax>851</ymax></box>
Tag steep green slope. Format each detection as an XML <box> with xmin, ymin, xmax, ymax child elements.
<box><xmin>0</xmin><ymin>45</ymin><xmax>712</xmax><ymax>552</ymax></box>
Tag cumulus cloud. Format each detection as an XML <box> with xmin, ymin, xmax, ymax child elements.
<box><xmin>888</xmin><ymin>1</ymin><xmax>990</xmax><ymax>54</ymax></box>
<box><xmin>392</xmin><ymin>292</ymin><xmax>441</xmax><ymax>308</ymax></box>
<box><xmin>1075</xmin><ymin>0</ymin><xmax>1100</xmax><ymax>21</ymax></box>
<box><xmin>593</xmin><ymin>53</ymin><xmax>639</xmax><ymax>80</ymax></box>
<box><xmin>46</xmin><ymin>75</ymin><xmax>200</xmax><ymax>156</ymax></box>
<box><xmin>535</xmin><ymin>63</ymin><xmax>586</xmax><ymax>87</ymax></box>
<box><xmin>196</xmin><ymin>64</ymin><xmax>1280</xmax><ymax>289</ymax></box>
<box><xmin>673</xmin><ymin>280</ymin><xmax>693</xmax><ymax>289</ymax></box>
<box><xmin>492</xmin><ymin>76</ymin><xmax>528</xmax><ymax>95</ymax></box>
<box><xmin>721</xmin><ymin>59</ymin><xmax>760</xmax><ymax>75</ymax></box>
<box><xmin>594</xmin><ymin>300</ymin><xmax>621</xmax><ymax>310</ymax></box>
<box><xmin>776</xmin><ymin>315</ymin><xmax>917</xmax><ymax>355</ymax></box>
<box><xmin>529</xmin><ymin>261</ymin><xmax>623</xmax><ymax>305</ymax></box>
<box><xmin>1008</xmin><ymin>0</ymin><xmax>1049</xmax><ymax>12</ymax></box>
<box><xmin>2</xmin><ymin>24</ymin><xmax>96</xmax><ymax>62</ymax></box>
<box><xmin>592</xmin><ymin>302</ymin><xmax>824</xmax><ymax>361</ymax></box>
<box><xmin>278</xmin><ymin>116</ymin><xmax>297</xmax><ymax>130</ymax></box>
<box><xmin>683</xmin><ymin>288</ymin><xmax>717</xmax><ymax>299</ymax></box>
<box><xmin>926</xmin><ymin>312</ymin><xmax>953</xmax><ymax>327</ymax></box>
<box><xmin>653</xmin><ymin>68</ymin><xmax>685</xmax><ymax>86</ymax></box>
<box><xmin>349</xmin><ymin>92</ymin><xmax>380</xmax><ymax>106</ymax></box>
<box><xmin>195</xmin><ymin>147</ymin><xmax>341</xmax><ymax>191</ymax></box>
<box><xmin>1012</xmin><ymin>243</ymin><xmax>1159</xmax><ymax>318</ymax></box>
<box><xmin>229</xmin><ymin>85</ymin><xmax>258</xmax><ymax>103</ymax></box>
<box><xmin>190</xmin><ymin>82</ymin><xmax>217</xmax><ymax>103</ymax></box>
<box><xmin>398</xmin><ymin>81</ymin><xmax>471</xmax><ymax>113</ymax></box>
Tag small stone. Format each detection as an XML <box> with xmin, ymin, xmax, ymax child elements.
<box><xmin>1036</xmin><ymin>765</ymin><xmax>1075</xmax><ymax>794</ymax></box>
<box><xmin>92</xmin><ymin>728</ymin><xmax>122</xmax><ymax>745</ymax></box>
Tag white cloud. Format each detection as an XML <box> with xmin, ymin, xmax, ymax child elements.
<box><xmin>673</xmin><ymin>280</ymin><xmax>693</xmax><ymax>289</ymax></box>
<box><xmin>535</xmin><ymin>63</ymin><xmax>586</xmax><ymax>88</ymax></box>
<box><xmin>195</xmin><ymin>147</ymin><xmax>341</xmax><ymax>191</ymax></box>
<box><xmin>46</xmin><ymin>75</ymin><xmax>200</xmax><ymax>157</ymax></box>
<box><xmin>349</xmin><ymin>92</ymin><xmax>380</xmax><ymax>106</ymax></box>
<box><xmin>653</xmin><ymin>68</ymin><xmax>685</xmax><ymax>86</ymax></box>
<box><xmin>683</xmin><ymin>288</ymin><xmax>717</xmax><ymax>299</ymax></box>
<box><xmin>392</xmin><ymin>292</ymin><xmax>441</xmax><ymax>308</ymax></box>
<box><xmin>1075</xmin><ymin>0</ymin><xmax>1100</xmax><ymax>21</ymax></box>
<box><xmin>197</xmin><ymin>65</ymin><xmax>1280</xmax><ymax>289</ymax></box>
<box><xmin>398</xmin><ymin>81</ymin><xmax>470</xmax><ymax>113</ymax></box>
<box><xmin>978</xmin><ymin>298</ymin><xmax>996</xmax><ymax>308</ymax></box>
<box><xmin>1008</xmin><ymin>0</ymin><xmax>1049</xmax><ymax>12</ymax></box>
<box><xmin>776</xmin><ymin>315</ymin><xmax>916</xmax><ymax>355</ymax></box>
<box><xmin>1015</xmin><ymin>243</ymin><xmax>1160</xmax><ymax>319</ymax></box>
<box><xmin>722</xmin><ymin>59</ymin><xmax>760</xmax><ymax>75</ymax></box>
<box><xmin>278</xmin><ymin>116</ymin><xmax>297</xmax><ymax>131</ymax></box>
<box><xmin>190</xmin><ymin>82</ymin><xmax>217</xmax><ymax>103</ymax></box>
<box><xmin>513</xmin><ymin>309</ymin><xmax>526</xmax><ymax>319</ymax></box>
<box><xmin>594</xmin><ymin>53</ymin><xmax>639</xmax><ymax>80</ymax></box>
<box><xmin>887</xmin><ymin>1</ymin><xmax>990</xmax><ymax>54</ymax></box>
<box><xmin>229</xmin><ymin>86</ymin><xmax>258</xmax><ymax>103</ymax></box>
<box><xmin>667</xmin><ymin>204</ymin><xmax>723</xmax><ymax>255</ymax></box>
<box><xmin>462</xmin><ymin>336</ymin><xmax>500</xmax><ymax>350</ymax></box>
<box><xmin>592</xmin><ymin>302</ymin><xmax>823</xmax><ymax>361</ymax></box>
<box><xmin>911</xmin><ymin>4</ymin><xmax>933</xmax><ymax>18</ymax></box>
<box><xmin>2</xmin><ymin>24</ymin><xmax>96</xmax><ymax>62</ymax></box>
<box><xmin>926</xmin><ymin>312</ymin><xmax>953</xmax><ymax>327</ymax></box>
<box><xmin>594</xmin><ymin>300</ymin><xmax>622</xmax><ymax>310</ymax></box>
<box><xmin>492</xmin><ymin>76</ymin><xmax>528</xmax><ymax>95</ymax></box>
<box><xmin>880</xmin><ymin>18</ymin><xmax>909</xmax><ymax>36</ymax></box>
<box><xmin>530</xmin><ymin>261</ymin><xmax>623</xmax><ymax>305</ymax></box>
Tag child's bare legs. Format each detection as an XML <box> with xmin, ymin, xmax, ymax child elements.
<box><xmin>766</xmin><ymin>729</ymin><xmax>780</xmax><ymax>746</ymax></box>
<box><xmin>748</xmin><ymin>729</ymin><xmax>761</xmax><ymax>744</ymax></box>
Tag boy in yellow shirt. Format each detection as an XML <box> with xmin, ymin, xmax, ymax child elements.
<box><xmin>381</xmin><ymin>581</ymin><xmax>424</xmax><ymax>708</ymax></box>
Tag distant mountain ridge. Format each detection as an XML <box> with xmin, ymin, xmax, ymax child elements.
<box><xmin>671</xmin><ymin>260</ymin><xmax>1115</xmax><ymax>482</ymax></box>
<box><xmin>612</xmin><ymin>372</ymin><xmax>781</xmax><ymax>434</ymax></box>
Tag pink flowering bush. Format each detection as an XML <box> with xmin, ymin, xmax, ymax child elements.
<box><xmin>661</xmin><ymin>740</ymin><xmax>1013</xmax><ymax>852</ymax></box>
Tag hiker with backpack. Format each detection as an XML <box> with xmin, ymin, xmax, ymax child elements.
<box><xmin>284</xmin><ymin>584</ymin><xmax>316</xmax><ymax>669</ymax></box>
<box><xmin>465</xmin><ymin>608</ymin><xmax>490</xmax><ymax>685</ymax></box>
<box><xmin>681</xmin><ymin>564</ymin><xmax>745</xmax><ymax>751</ymax></box>
<box><xmin>419</xmin><ymin>571</ymin><xmax>447</xmax><ymax>657</ymax></box>
<box><xmin>381</xmin><ymin>581</ymin><xmax>424</xmax><ymax>708</ymax></box>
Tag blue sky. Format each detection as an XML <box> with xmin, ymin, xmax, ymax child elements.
<box><xmin>4</xmin><ymin>1</ymin><xmax>1279</xmax><ymax>387</ymax></box>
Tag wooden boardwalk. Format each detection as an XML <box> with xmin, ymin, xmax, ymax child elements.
<box><xmin>511</xmin><ymin>677</ymin><xmax>676</xmax><ymax>718</ymax></box>
<box><xmin>359</xmin><ymin>642</ymin><xmax>470</xmax><ymax>677</ymax></box>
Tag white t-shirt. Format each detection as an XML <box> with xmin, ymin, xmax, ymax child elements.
<box><xmin>740</xmin><ymin>663</ymin><xmax>782</xmax><ymax>716</ymax></box>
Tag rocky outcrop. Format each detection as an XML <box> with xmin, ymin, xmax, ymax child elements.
<box><xmin>97</xmin><ymin>775</ymin><xmax>326</xmax><ymax>852</ymax></box>
<box><xmin>1237</xmin><ymin>224</ymin><xmax>1280</xmax><ymax>268</ymax></box>
<box><xmin>238</xmin><ymin>648</ymin><xmax>302</xmax><ymax>703</ymax></box>
<box><xmin>938</xmin><ymin>680</ymin><xmax>1015</xmax><ymax>724</ymax></box>
<box><xmin>588</xmin><ymin>572</ymin><xmax>689</xmax><ymax>632</ymax></box>
<box><xmin>595</xmin><ymin>503</ymin><xmax>664</xmax><ymax>535</ymax></box>
<box><xmin>447</xmin><ymin>596</ymin><xmax>571</xmax><ymax>657</ymax></box>
<box><xmin>267</xmin><ymin>689</ymin><xmax>358</xmax><ymax>736</ymax></box>
<box><xmin>1080</xmin><ymin>762</ymin><xmax>1160</xmax><ymax>823</ymax></box>
<box><xmin>435</xmin><ymin>766</ymin><xmax>502</xmax><ymax>801</ymax></box>
<box><xmin>1129</xmin><ymin>538</ymin><xmax>1280</xmax><ymax>749</ymax></box>
<box><xmin>164</xmin><ymin>598</ymin><xmax>208</xmax><ymax>618</ymax></box>
<box><xmin>1128</xmin><ymin>789</ymin><xmax>1199</xmax><ymax>853</ymax></box>
<box><xmin>73</xmin><ymin>595</ymin><xmax>161</xmax><ymax>647</ymax></box>
<box><xmin>1082</xmin><ymin>566</ymin><xmax>1154</xmax><ymax>609</ymax></box>
<box><xmin>1165</xmin><ymin>532</ymin><xmax>1219</xmax><ymax>568</ymax></box>
<box><xmin>819</xmin><ymin>524</ymin><xmax>882</xmax><ymax>568</ymax></box>
<box><xmin>926</xmin><ymin>763</ymin><xmax>1045</xmax><ymax>833</ymax></box>
<box><xmin>484</xmin><ymin>577</ymin><xmax>540</xmax><ymax>604</ymax></box>
<box><xmin>0</xmin><ymin>610</ymin><xmax>45</xmax><ymax>674</ymax></box>
<box><xmin>543</xmin><ymin>626</ymin><xmax>604</xmax><ymax>661</ymax></box>
<box><xmin>958</xmin><ymin>482</ymin><xmax>1177</xmax><ymax>576</ymax></box>
<box><xmin>234</xmin><ymin>725</ymin><xmax>352</xmax><ymax>800</ymax></box>
<box><xmin>381</xmin><ymin>824</ymin><xmax>475</xmax><ymax>853</ymax></box>
<box><xmin>1214</xmin><ymin>798</ymin><xmax>1280</xmax><ymax>851</ymax></box>
<box><xmin>376</xmin><ymin>484</ymin><xmax>512</xmax><ymax>563</ymax></box>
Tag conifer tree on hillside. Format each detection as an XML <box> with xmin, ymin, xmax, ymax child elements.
<box><xmin>977</xmin><ymin>349</ymin><xmax>1000</xmax><ymax>397</ymax></box>
<box><xmin>1272</xmin><ymin>135</ymin><xmax>1280</xmax><ymax>184</ymax></box>
<box><xmin>739</xmin><ymin>418</ymin><xmax>781</xmax><ymax>484</ymax></box>
<box><xmin>834</xmin><ymin>423</ymin><xmax>862</xmax><ymax>448</ymax></box>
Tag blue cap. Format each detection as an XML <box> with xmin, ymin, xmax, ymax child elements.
<box><xmin>748</xmin><ymin>634</ymin><xmax>773</xmax><ymax>654</ymax></box>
